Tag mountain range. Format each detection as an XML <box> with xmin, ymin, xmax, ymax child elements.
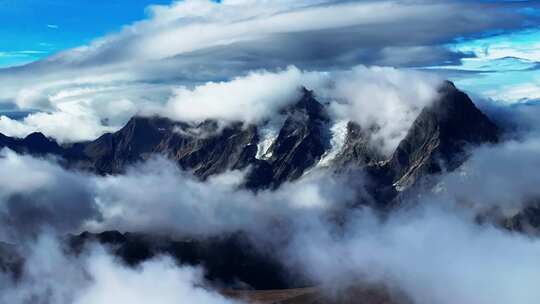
<box><xmin>0</xmin><ymin>81</ymin><xmax>510</xmax><ymax>302</ymax></box>
<box><xmin>0</xmin><ymin>81</ymin><xmax>499</xmax><ymax>199</ymax></box>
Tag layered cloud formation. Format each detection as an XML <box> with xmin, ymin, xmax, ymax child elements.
<box><xmin>0</xmin><ymin>0</ymin><xmax>538</xmax><ymax>143</ymax></box>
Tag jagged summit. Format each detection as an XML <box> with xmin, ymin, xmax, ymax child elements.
<box><xmin>387</xmin><ymin>81</ymin><xmax>499</xmax><ymax>190</ymax></box>
<box><xmin>284</xmin><ymin>87</ymin><xmax>328</xmax><ymax>119</ymax></box>
<box><xmin>245</xmin><ymin>87</ymin><xmax>331</xmax><ymax>188</ymax></box>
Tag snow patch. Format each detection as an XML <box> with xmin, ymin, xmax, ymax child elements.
<box><xmin>256</xmin><ymin>116</ymin><xmax>286</xmax><ymax>160</ymax></box>
<box><xmin>317</xmin><ymin>120</ymin><xmax>349</xmax><ymax>167</ymax></box>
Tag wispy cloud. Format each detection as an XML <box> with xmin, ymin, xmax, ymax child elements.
<box><xmin>47</xmin><ymin>24</ymin><xmax>59</xmax><ymax>29</ymax></box>
<box><xmin>0</xmin><ymin>50</ymin><xmax>46</xmax><ymax>58</ymax></box>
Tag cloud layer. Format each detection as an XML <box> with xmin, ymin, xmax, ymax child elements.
<box><xmin>2</xmin><ymin>94</ymin><xmax>540</xmax><ymax>301</ymax></box>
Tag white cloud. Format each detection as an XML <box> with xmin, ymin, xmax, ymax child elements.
<box><xmin>433</xmin><ymin>136</ymin><xmax>540</xmax><ymax>214</ymax></box>
<box><xmin>324</xmin><ymin>66</ymin><xmax>441</xmax><ymax>155</ymax></box>
<box><xmin>0</xmin><ymin>149</ymin><xmax>98</xmax><ymax>240</ymax></box>
<box><xmin>0</xmin><ymin>235</ymin><xmax>240</xmax><ymax>304</ymax></box>
<box><xmin>163</xmin><ymin>66</ymin><xmax>307</xmax><ymax>123</ymax></box>
<box><xmin>0</xmin><ymin>148</ymin><xmax>357</xmax><ymax>239</ymax></box>
<box><xmin>0</xmin><ymin>100</ymin><xmax>116</xmax><ymax>142</ymax></box>
<box><xmin>75</xmin><ymin>252</ymin><xmax>237</xmax><ymax>304</ymax></box>
<box><xmin>0</xmin><ymin>81</ymin><xmax>167</xmax><ymax>142</ymax></box>
<box><xmin>486</xmin><ymin>81</ymin><xmax>540</xmax><ymax>103</ymax></box>
<box><xmin>287</xmin><ymin>205</ymin><xmax>540</xmax><ymax>304</ymax></box>
<box><xmin>162</xmin><ymin>65</ymin><xmax>441</xmax><ymax>155</ymax></box>
<box><xmin>86</xmin><ymin>157</ymin><xmax>356</xmax><ymax>237</ymax></box>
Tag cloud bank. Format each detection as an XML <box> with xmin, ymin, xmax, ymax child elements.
<box><xmin>2</xmin><ymin>94</ymin><xmax>540</xmax><ymax>301</ymax></box>
<box><xmin>3</xmin><ymin>133</ymin><xmax>540</xmax><ymax>303</ymax></box>
<box><xmin>287</xmin><ymin>205</ymin><xmax>540</xmax><ymax>304</ymax></box>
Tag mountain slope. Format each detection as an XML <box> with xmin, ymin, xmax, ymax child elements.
<box><xmin>385</xmin><ymin>81</ymin><xmax>499</xmax><ymax>190</ymax></box>
<box><xmin>332</xmin><ymin>121</ymin><xmax>386</xmax><ymax>168</ymax></box>
<box><xmin>82</xmin><ymin>117</ymin><xmax>259</xmax><ymax>178</ymax></box>
<box><xmin>67</xmin><ymin>231</ymin><xmax>300</xmax><ymax>290</ymax></box>
<box><xmin>245</xmin><ymin>88</ymin><xmax>331</xmax><ymax>188</ymax></box>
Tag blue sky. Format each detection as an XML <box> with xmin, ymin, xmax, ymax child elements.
<box><xmin>0</xmin><ymin>0</ymin><xmax>171</xmax><ymax>67</ymax></box>
<box><xmin>0</xmin><ymin>0</ymin><xmax>538</xmax><ymax>125</ymax></box>
<box><xmin>431</xmin><ymin>28</ymin><xmax>540</xmax><ymax>101</ymax></box>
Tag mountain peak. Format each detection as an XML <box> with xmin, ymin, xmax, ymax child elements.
<box><xmin>280</xmin><ymin>87</ymin><xmax>328</xmax><ymax>121</ymax></box>
<box><xmin>387</xmin><ymin>83</ymin><xmax>499</xmax><ymax>190</ymax></box>
<box><xmin>0</xmin><ymin>131</ymin><xmax>63</xmax><ymax>155</ymax></box>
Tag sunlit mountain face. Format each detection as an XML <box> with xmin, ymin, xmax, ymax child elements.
<box><xmin>1</xmin><ymin>1</ymin><xmax>540</xmax><ymax>304</ymax></box>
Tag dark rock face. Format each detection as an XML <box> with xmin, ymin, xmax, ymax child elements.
<box><xmin>68</xmin><ymin>231</ymin><xmax>301</xmax><ymax>290</ymax></box>
<box><xmin>245</xmin><ymin>88</ymin><xmax>330</xmax><ymax>188</ymax></box>
<box><xmin>81</xmin><ymin>117</ymin><xmax>259</xmax><ymax>178</ymax></box>
<box><xmin>0</xmin><ymin>132</ymin><xmax>63</xmax><ymax>155</ymax></box>
<box><xmin>333</xmin><ymin>122</ymin><xmax>385</xmax><ymax>168</ymax></box>
<box><xmin>82</xmin><ymin>116</ymin><xmax>174</xmax><ymax>174</ymax></box>
<box><xmin>503</xmin><ymin>203</ymin><xmax>540</xmax><ymax>233</ymax></box>
<box><xmin>80</xmin><ymin>88</ymin><xmax>329</xmax><ymax>185</ymax></box>
<box><xmin>0</xmin><ymin>242</ymin><xmax>22</xmax><ymax>277</ymax></box>
<box><xmin>385</xmin><ymin>81</ymin><xmax>499</xmax><ymax>190</ymax></box>
<box><xmin>0</xmin><ymin>89</ymin><xmax>330</xmax><ymax>193</ymax></box>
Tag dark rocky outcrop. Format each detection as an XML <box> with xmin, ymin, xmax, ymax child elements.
<box><xmin>503</xmin><ymin>203</ymin><xmax>540</xmax><ymax>234</ymax></box>
<box><xmin>0</xmin><ymin>132</ymin><xmax>63</xmax><ymax>155</ymax></box>
<box><xmin>81</xmin><ymin>117</ymin><xmax>259</xmax><ymax>178</ymax></box>
<box><xmin>384</xmin><ymin>81</ymin><xmax>499</xmax><ymax>190</ymax></box>
<box><xmin>332</xmin><ymin>122</ymin><xmax>385</xmax><ymax>168</ymax></box>
<box><xmin>245</xmin><ymin>88</ymin><xmax>330</xmax><ymax>188</ymax></box>
<box><xmin>0</xmin><ymin>242</ymin><xmax>22</xmax><ymax>277</ymax></box>
<box><xmin>68</xmin><ymin>231</ymin><xmax>302</xmax><ymax>290</ymax></box>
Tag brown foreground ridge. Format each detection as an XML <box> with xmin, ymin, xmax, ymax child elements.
<box><xmin>222</xmin><ymin>285</ymin><xmax>404</xmax><ymax>304</ymax></box>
